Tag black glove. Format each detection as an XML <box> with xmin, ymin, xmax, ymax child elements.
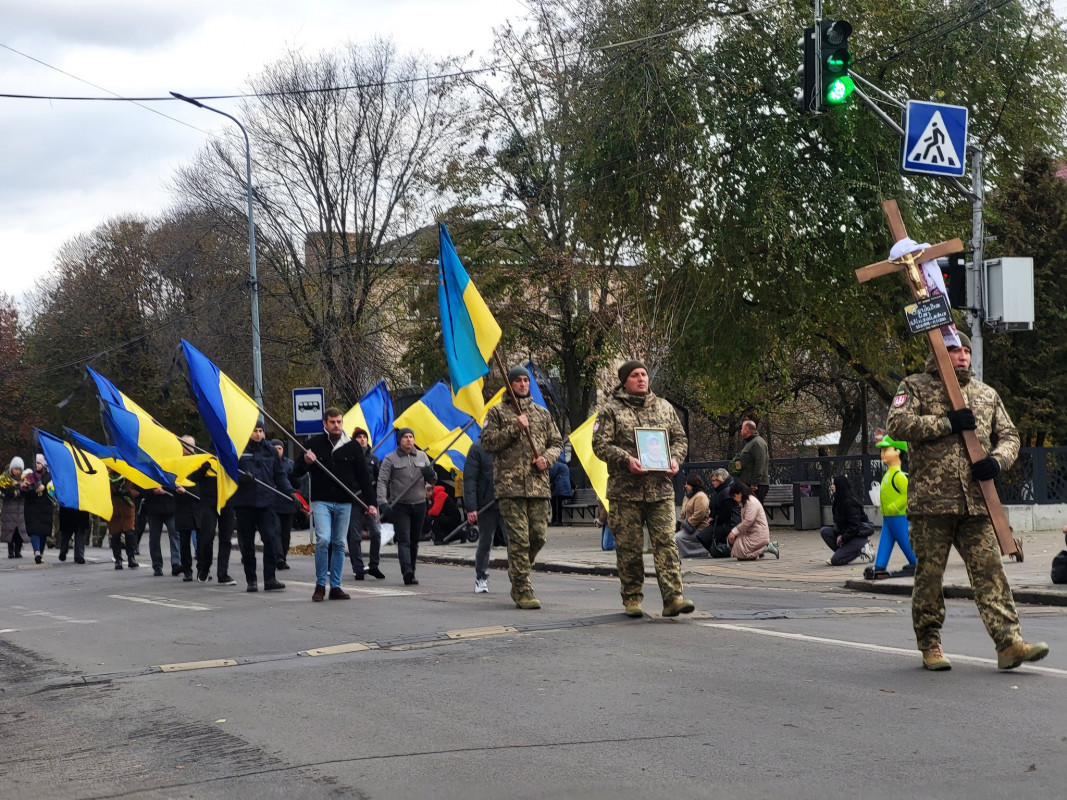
<box><xmin>378</xmin><ymin>502</ymin><xmax>392</xmax><ymax>522</ymax></box>
<box><xmin>947</xmin><ymin>408</ymin><xmax>976</xmax><ymax>434</ymax></box>
<box><xmin>421</xmin><ymin>465</ymin><xmax>437</xmax><ymax>484</ymax></box>
<box><xmin>238</xmin><ymin>470</ymin><xmax>254</xmax><ymax>486</ymax></box>
<box><xmin>971</xmin><ymin>457</ymin><xmax>1001</xmax><ymax>481</ymax></box>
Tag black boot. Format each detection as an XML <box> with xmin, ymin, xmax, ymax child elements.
<box><xmin>124</xmin><ymin>532</ymin><xmax>139</xmax><ymax>568</ymax></box>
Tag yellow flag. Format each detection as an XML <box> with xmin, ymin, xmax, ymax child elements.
<box><xmin>569</xmin><ymin>414</ymin><xmax>609</xmax><ymax>512</ymax></box>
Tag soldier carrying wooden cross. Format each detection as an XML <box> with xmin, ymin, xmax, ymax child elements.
<box><xmin>857</xmin><ymin>200</ymin><xmax>1048</xmax><ymax>672</ymax></box>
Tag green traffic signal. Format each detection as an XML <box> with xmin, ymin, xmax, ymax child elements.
<box><xmin>820</xmin><ymin>19</ymin><xmax>853</xmax><ymax>107</ymax></box>
<box><xmin>826</xmin><ymin>75</ymin><xmax>854</xmax><ymax>104</ymax></box>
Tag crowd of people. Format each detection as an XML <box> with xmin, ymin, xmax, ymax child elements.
<box><xmin>0</xmin><ymin>344</ymin><xmax>1051</xmax><ymax>670</ymax></box>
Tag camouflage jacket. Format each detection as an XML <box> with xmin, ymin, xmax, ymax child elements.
<box><xmin>886</xmin><ymin>356</ymin><xmax>1019</xmax><ymax>516</ymax></box>
<box><xmin>480</xmin><ymin>396</ymin><xmax>562</xmax><ymax>499</ymax></box>
<box><xmin>592</xmin><ymin>387</ymin><xmax>688</xmax><ymax>502</ymax></box>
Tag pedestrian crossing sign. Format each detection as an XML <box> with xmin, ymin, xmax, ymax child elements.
<box><xmin>902</xmin><ymin>100</ymin><xmax>968</xmax><ymax>177</ymax></box>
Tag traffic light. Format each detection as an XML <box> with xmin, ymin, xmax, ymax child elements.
<box><xmin>796</xmin><ymin>26</ymin><xmax>818</xmax><ymax>113</ymax></box>
<box><xmin>942</xmin><ymin>251</ymin><xmax>967</xmax><ymax>307</ymax></box>
<box><xmin>820</xmin><ymin>19</ymin><xmax>854</xmax><ymax>106</ymax></box>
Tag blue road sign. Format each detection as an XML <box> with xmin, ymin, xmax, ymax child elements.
<box><xmin>292</xmin><ymin>387</ymin><xmax>325</xmax><ymax>435</ymax></box>
<box><xmin>902</xmin><ymin>100</ymin><xmax>968</xmax><ymax>177</ymax></box>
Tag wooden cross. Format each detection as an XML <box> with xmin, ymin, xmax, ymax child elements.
<box><xmin>857</xmin><ymin>200</ymin><xmax>1016</xmax><ymax>556</ymax></box>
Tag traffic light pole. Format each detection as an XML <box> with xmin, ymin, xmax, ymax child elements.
<box><xmin>847</xmin><ymin>73</ymin><xmax>987</xmax><ymax>378</ymax></box>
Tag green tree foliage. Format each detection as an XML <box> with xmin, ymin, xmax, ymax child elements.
<box><xmin>984</xmin><ymin>151</ymin><xmax>1067</xmax><ymax>443</ymax></box>
<box><xmin>668</xmin><ymin>0</ymin><xmax>1067</xmax><ymax>447</ymax></box>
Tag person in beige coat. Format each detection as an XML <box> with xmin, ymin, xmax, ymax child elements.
<box><xmin>675</xmin><ymin>473</ymin><xmax>711</xmax><ymax>558</ymax></box>
<box><xmin>727</xmin><ymin>481</ymin><xmax>778</xmax><ymax>560</ymax></box>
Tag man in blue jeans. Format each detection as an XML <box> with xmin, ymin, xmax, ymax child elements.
<box><xmin>293</xmin><ymin>407</ymin><xmax>377</xmax><ymax>602</ymax></box>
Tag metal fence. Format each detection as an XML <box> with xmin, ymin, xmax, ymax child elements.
<box><xmin>681</xmin><ymin>447</ymin><xmax>1067</xmax><ymax>506</ymax></box>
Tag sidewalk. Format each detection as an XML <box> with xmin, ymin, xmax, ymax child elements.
<box><xmin>408</xmin><ymin>522</ymin><xmax>1067</xmax><ymax>607</ymax></box>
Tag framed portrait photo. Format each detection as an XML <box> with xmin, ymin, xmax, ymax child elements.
<box><xmin>634</xmin><ymin>427</ymin><xmax>671</xmax><ymax>471</ymax></box>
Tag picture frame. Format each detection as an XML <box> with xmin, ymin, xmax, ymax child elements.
<box><xmin>634</xmin><ymin>427</ymin><xmax>671</xmax><ymax>471</ymax></box>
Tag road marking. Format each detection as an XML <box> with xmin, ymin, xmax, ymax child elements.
<box><xmin>445</xmin><ymin>625</ymin><xmax>517</xmax><ymax>639</ymax></box>
<box><xmin>702</xmin><ymin>623</ymin><xmax>1067</xmax><ymax>677</ymax></box>
<box><xmin>0</xmin><ymin>628</ymin><xmax>17</xmax><ymax>634</ymax></box>
<box><xmin>159</xmin><ymin>659</ymin><xmax>239</xmax><ymax>672</ymax></box>
<box><xmin>21</xmin><ymin>610</ymin><xmax>98</xmax><ymax>623</ymax></box>
<box><xmin>281</xmin><ymin>580</ymin><xmax>415</xmax><ymax>597</ymax></box>
<box><xmin>109</xmin><ymin>595</ymin><xmax>212</xmax><ymax>611</ymax></box>
<box><xmin>303</xmin><ymin>642</ymin><xmax>377</xmax><ymax>656</ymax></box>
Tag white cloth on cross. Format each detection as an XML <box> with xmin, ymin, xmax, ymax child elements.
<box><xmin>889</xmin><ymin>236</ymin><xmax>962</xmax><ymax>348</ymax></box>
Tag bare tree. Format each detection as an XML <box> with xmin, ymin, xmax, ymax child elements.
<box><xmin>175</xmin><ymin>39</ymin><xmax>463</xmax><ymax>405</ymax></box>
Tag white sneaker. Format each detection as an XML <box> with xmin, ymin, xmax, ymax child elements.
<box><xmin>475</xmin><ymin>578</ymin><xmax>489</xmax><ymax>593</ymax></box>
<box><xmin>861</xmin><ymin>542</ymin><xmax>874</xmax><ymax>562</ymax></box>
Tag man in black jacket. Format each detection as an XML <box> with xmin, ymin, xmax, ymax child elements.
<box><xmin>232</xmin><ymin>424</ymin><xmax>294</xmax><ymax>593</ymax></box>
<box><xmin>347</xmin><ymin>427</ymin><xmax>385</xmax><ymax>581</ymax></box>
<box><xmin>293</xmin><ymin>408</ymin><xmax>377</xmax><ymax>602</ymax></box>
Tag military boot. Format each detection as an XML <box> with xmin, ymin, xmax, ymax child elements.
<box><xmin>997</xmin><ymin>641</ymin><xmax>1049</xmax><ymax>670</ymax></box>
<box><xmin>662</xmin><ymin>597</ymin><xmax>695</xmax><ymax>617</ymax></box>
<box><xmin>921</xmin><ymin>645</ymin><xmax>952</xmax><ymax>671</ymax></box>
<box><xmin>623</xmin><ymin>601</ymin><xmax>644</xmax><ymax>618</ymax></box>
<box><xmin>515</xmin><ymin>594</ymin><xmax>542</xmax><ymax>610</ymax></box>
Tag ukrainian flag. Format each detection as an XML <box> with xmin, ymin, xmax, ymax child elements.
<box><xmin>65</xmin><ymin>427</ymin><xmax>164</xmax><ymax>489</ymax></box>
<box><xmin>394</xmin><ymin>381</ymin><xmax>479</xmax><ymax>450</ymax></box>
<box><xmin>437</xmin><ymin>224</ymin><xmax>501</xmax><ymax>420</ymax></box>
<box><xmin>100</xmin><ymin>399</ymin><xmax>179</xmax><ymax>489</ymax></box>
<box><xmin>568</xmin><ymin>414</ymin><xmax>609</xmax><ymax>512</ymax></box>
<box><xmin>87</xmin><ymin>367</ymin><xmax>183</xmax><ymax>464</ymax></box>
<box><xmin>343</xmin><ymin>381</ymin><xmax>397</xmax><ymax>455</ymax></box>
<box><xmin>36</xmin><ymin>429</ymin><xmax>112</xmax><ymax>520</ymax></box>
<box><xmin>180</xmin><ymin>341</ymin><xmax>261</xmax><ymax>507</ymax></box>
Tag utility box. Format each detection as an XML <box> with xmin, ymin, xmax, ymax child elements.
<box><xmin>984</xmin><ymin>257</ymin><xmax>1034</xmax><ymax>331</ymax></box>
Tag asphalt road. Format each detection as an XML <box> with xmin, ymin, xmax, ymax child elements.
<box><xmin>1</xmin><ymin>552</ymin><xmax>1065</xmax><ymax>799</ymax></box>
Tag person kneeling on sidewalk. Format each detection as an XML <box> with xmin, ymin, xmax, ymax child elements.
<box><xmin>820</xmin><ymin>474</ymin><xmax>873</xmax><ymax>566</ymax></box>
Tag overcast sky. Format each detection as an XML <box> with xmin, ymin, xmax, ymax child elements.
<box><xmin>0</xmin><ymin>0</ymin><xmax>521</xmax><ymax>302</ymax></box>
<box><xmin>3</xmin><ymin>1</ymin><xmax>1065</xmax><ymax>305</ymax></box>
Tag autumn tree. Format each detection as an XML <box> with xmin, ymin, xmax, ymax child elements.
<box><xmin>175</xmin><ymin>39</ymin><xmax>463</xmax><ymax>406</ymax></box>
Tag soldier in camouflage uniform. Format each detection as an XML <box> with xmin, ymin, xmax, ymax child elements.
<box><xmin>887</xmin><ymin>332</ymin><xmax>1048</xmax><ymax>671</ymax></box>
<box><xmin>480</xmin><ymin>365</ymin><xmax>563</xmax><ymax>609</ymax></box>
<box><xmin>592</xmin><ymin>360</ymin><xmax>695</xmax><ymax>618</ymax></box>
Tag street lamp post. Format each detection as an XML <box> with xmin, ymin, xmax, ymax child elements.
<box><xmin>171</xmin><ymin>91</ymin><xmax>264</xmax><ymax>410</ymax></box>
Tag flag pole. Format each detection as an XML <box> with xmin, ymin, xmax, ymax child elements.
<box><xmin>492</xmin><ymin>351</ymin><xmax>541</xmax><ymax>460</ymax></box>
<box><xmin>257</xmin><ymin>406</ymin><xmax>370</xmax><ymax>511</ymax></box>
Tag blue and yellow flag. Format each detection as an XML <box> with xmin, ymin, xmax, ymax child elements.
<box><xmin>100</xmin><ymin>398</ymin><xmax>178</xmax><ymax>489</ymax></box>
<box><xmin>343</xmin><ymin>381</ymin><xmax>397</xmax><ymax>455</ymax></box>
<box><xmin>87</xmin><ymin>366</ymin><xmax>183</xmax><ymax>465</ymax></box>
<box><xmin>437</xmin><ymin>224</ymin><xmax>501</xmax><ymax>420</ymax></box>
<box><xmin>65</xmin><ymin>427</ymin><xmax>163</xmax><ymax>489</ymax></box>
<box><xmin>569</xmin><ymin>414</ymin><xmax>609</xmax><ymax>512</ymax></box>
<box><xmin>36</xmin><ymin>429</ymin><xmax>112</xmax><ymax>520</ymax></box>
<box><xmin>394</xmin><ymin>381</ymin><xmax>478</xmax><ymax>449</ymax></box>
<box><xmin>180</xmin><ymin>340</ymin><xmax>260</xmax><ymax>491</ymax></box>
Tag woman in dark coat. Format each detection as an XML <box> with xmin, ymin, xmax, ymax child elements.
<box><xmin>1</xmin><ymin>456</ymin><xmax>29</xmax><ymax>558</ymax></box>
<box><xmin>23</xmin><ymin>455</ymin><xmax>54</xmax><ymax>563</ymax></box>
<box><xmin>820</xmin><ymin>474</ymin><xmax>874</xmax><ymax>566</ymax></box>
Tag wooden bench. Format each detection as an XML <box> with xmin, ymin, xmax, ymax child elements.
<box><xmin>563</xmin><ymin>487</ymin><xmax>600</xmax><ymax>523</ymax></box>
<box><xmin>762</xmin><ymin>484</ymin><xmax>794</xmax><ymax>523</ymax></box>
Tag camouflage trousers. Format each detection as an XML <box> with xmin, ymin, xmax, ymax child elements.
<box><xmin>609</xmin><ymin>498</ymin><xmax>684</xmax><ymax>608</ymax></box>
<box><xmin>498</xmin><ymin>497</ymin><xmax>550</xmax><ymax>600</ymax></box>
<box><xmin>910</xmin><ymin>514</ymin><xmax>1022</xmax><ymax>652</ymax></box>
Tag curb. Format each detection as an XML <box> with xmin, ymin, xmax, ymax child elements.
<box><xmin>844</xmin><ymin>578</ymin><xmax>1067</xmax><ymax>607</ymax></box>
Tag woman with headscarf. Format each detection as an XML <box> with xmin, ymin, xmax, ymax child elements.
<box><xmin>820</xmin><ymin>474</ymin><xmax>874</xmax><ymax>566</ymax></box>
<box><xmin>23</xmin><ymin>453</ymin><xmax>54</xmax><ymax>563</ymax></box>
<box><xmin>1</xmin><ymin>457</ymin><xmax>30</xmax><ymax>558</ymax></box>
